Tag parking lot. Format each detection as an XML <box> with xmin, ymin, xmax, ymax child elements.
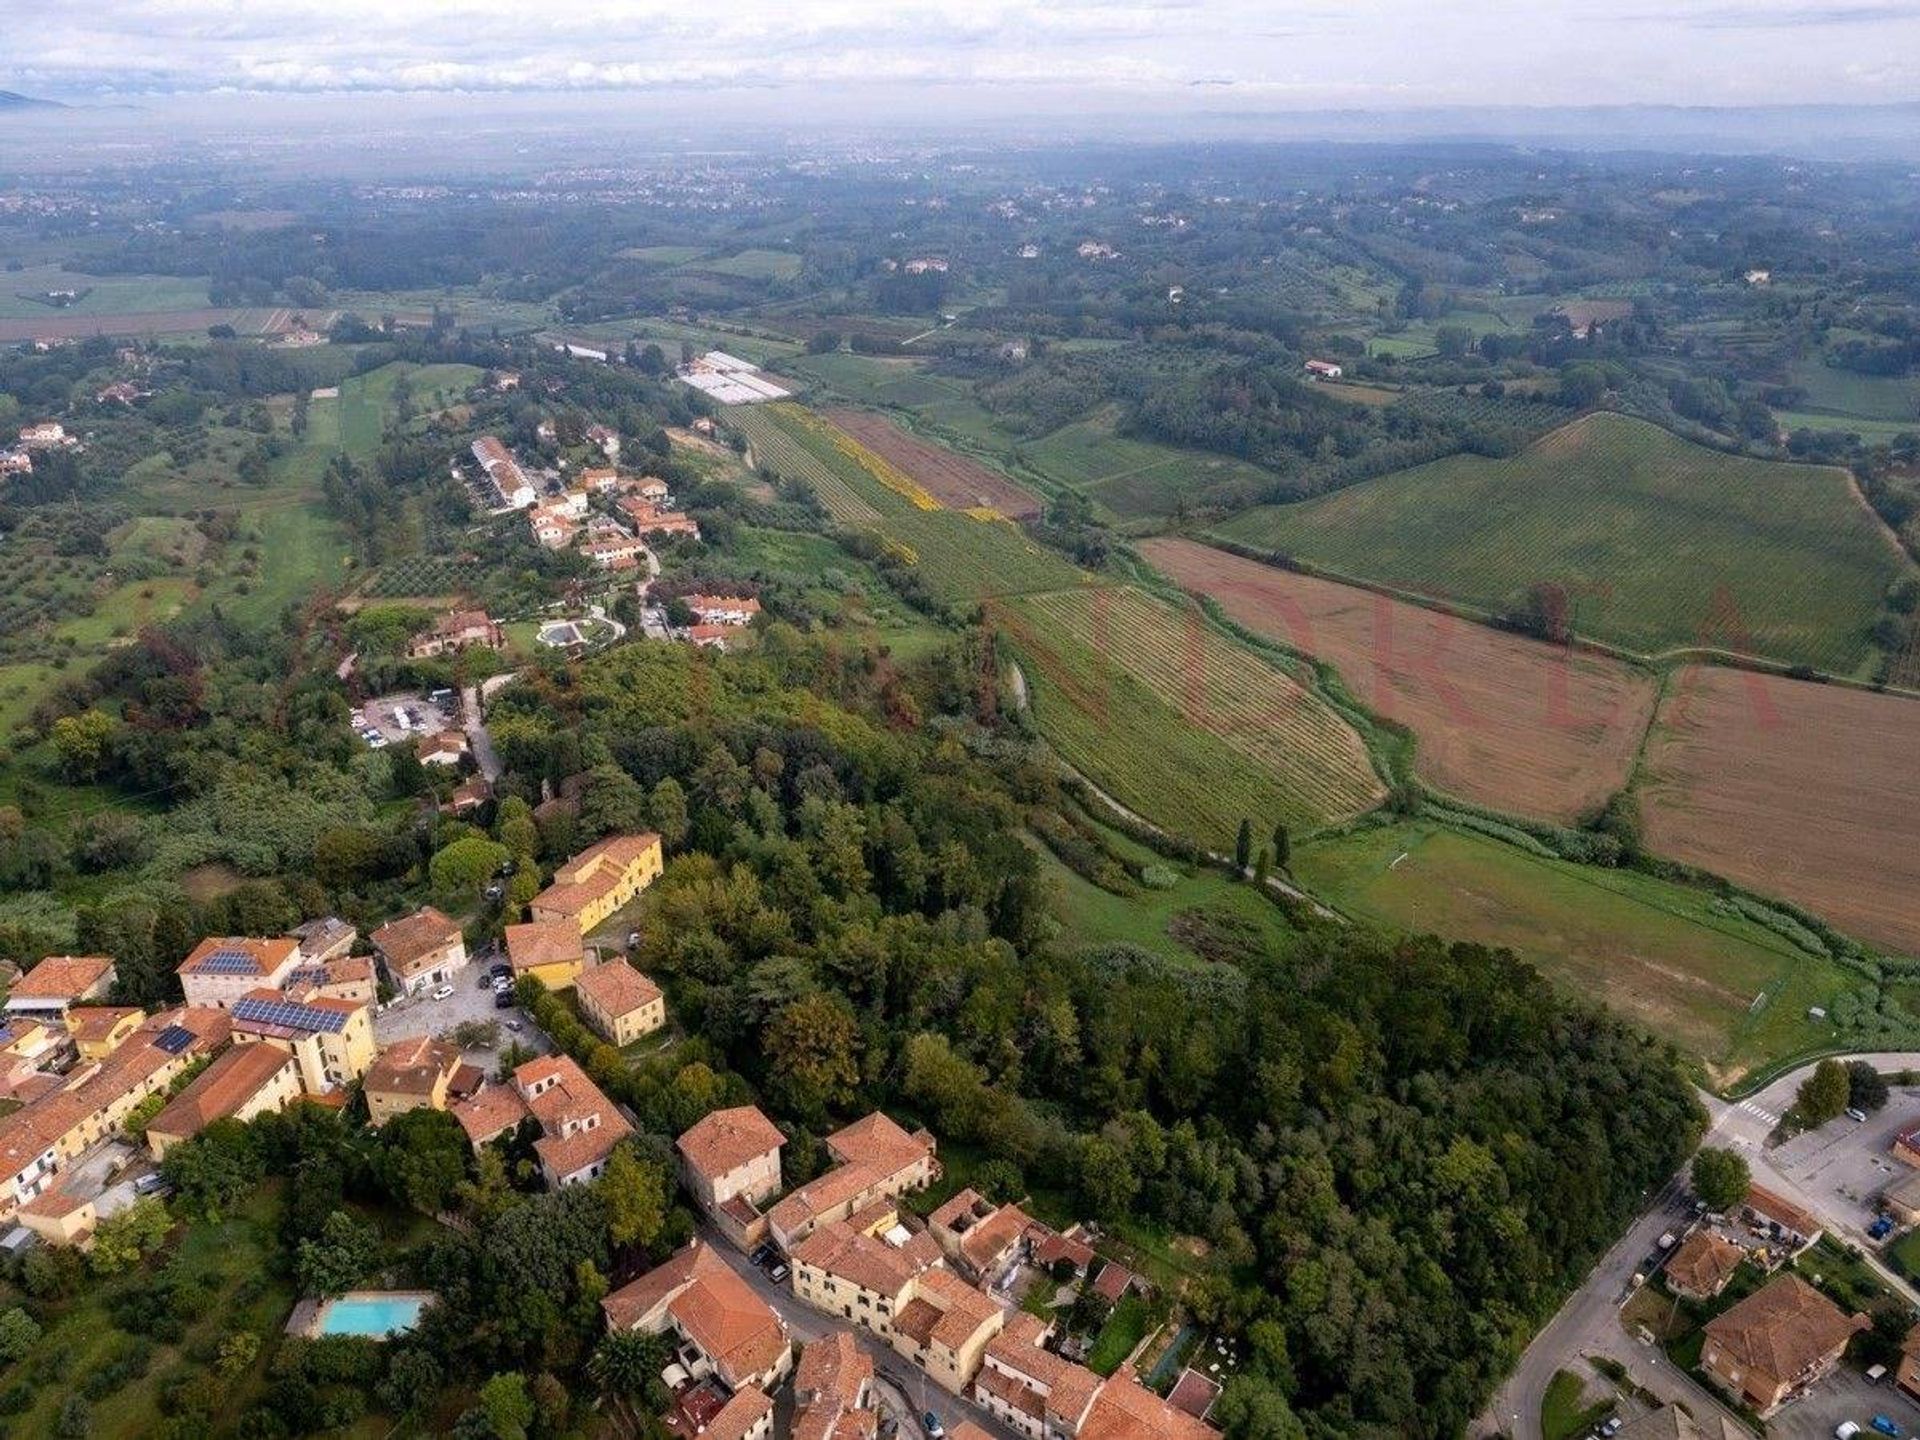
<box><xmin>1769</xmin><ymin>1091</ymin><xmax>1920</xmax><ymax>1248</ymax></box>
<box><xmin>373</xmin><ymin>952</ymin><xmax>550</xmax><ymax>1072</ymax></box>
<box><xmin>353</xmin><ymin>689</ymin><xmax>461</xmax><ymax>749</ymax></box>
<box><xmin>1770</xmin><ymin>1365</ymin><xmax>1920</xmax><ymax>1440</ymax></box>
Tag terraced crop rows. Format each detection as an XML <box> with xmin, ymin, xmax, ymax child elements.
<box><xmin>728</xmin><ymin>405</ymin><xmax>883</xmax><ymax>525</ymax></box>
<box><xmin>1000</xmin><ymin>586</ymin><xmax>1385</xmax><ymax>832</ymax></box>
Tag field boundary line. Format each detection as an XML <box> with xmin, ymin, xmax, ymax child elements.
<box><xmin>1192</xmin><ymin>532</ymin><xmax>1920</xmax><ymax>702</ymax></box>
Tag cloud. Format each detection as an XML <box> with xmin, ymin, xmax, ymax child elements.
<box><xmin>2</xmin><ymin>0</ymin><xmax>1918</xmax><ymax>106</ymax></box>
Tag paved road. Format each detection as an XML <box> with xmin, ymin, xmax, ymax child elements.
<box><xmin>697</xmin><ymin>1224</ymin><xmax>1021</xmax><ymax>1440</ymax></box>
<box><xmin>1484</xmin><ymin>1053</ymin><xmax>1920</xmax><ymax>1439</ymax></box>
<box><xmin>461</xmin><ymin>683</ymin><xmax>504</xmax><ymax>784</ymax></box>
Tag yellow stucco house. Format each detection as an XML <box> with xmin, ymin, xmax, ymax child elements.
<box><xmin>530</xmin><ymin>833</ymin><xmax>663</xmax><ymax>937</ymax></box>
<box><xmin>505</xmin><ymin>920</ymin><xmax>587</xmax><ymax>991</ymax></box>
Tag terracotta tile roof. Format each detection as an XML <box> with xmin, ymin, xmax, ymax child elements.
<box><xmin>517</xmin><ymin>1053</ymin><xmax>632</xmax><ymax>1180</ymax></box>
<box><xmin>1744</xmin><ymin>1183</ymin><xmax>1822</xmax><ymax>1240</ymax></box>
<box><xmin>365</xmin><ymin>1036</ymin><xmax>461</xmax><ymax>1097</ymax></box>
<box><xmin>704</xmin><ymin>1387</ymin><xmax>773</xmax><ymax>1440</ymax></box>
<box><xmin>678</xmin><ymin>1105</ymin><xmax>785</xmax><ymax>1181</ymax></box>
<box><xmin>370</xmin><ymin>908</ymin><xmax>462</xmax><ymax>976</ymax></box>
<box><xmin>575</xmin><ymin>959</ymin><xmax>662</xmax><ymax>1016</ymax></box>
<box><xmin>148</xmin><ymin>1043</ymin><xmax>297</xmax><ymax>1141</ymax></box>
<box><xmin>1092</xmin><ymin>1261</ymin><xmax>1135</xmax><ymax>1303</ymax></box>
<box><xmin>63</xmin><ymin>1006</ymin><xmax>140</xmax><ymax>1045</ymax></box>
<box><xmin>1081</xmin><ymin>1374</ymin><xmax>1220</xmax><ymax>1440</ymax></box>
<box><xmin>826</xmin><ymin>1111</ymin><xmax>932</xmax><ymax>1175</ymax></box>
<box><xmin>791</xmin><ymin>1219</ymin><xmax>920</xmax><ymax>1298</ymax></box>
<box><xmin>11</xmin><ymin>955</ymin><xmax>114</xmax><ymax>1001</ymax></box>
<box><xmin>1703</xmin><ymin>1274</ymin><xmax>1867</xmax><ymax>1385</ymax></box>
<box><xmin>451</xmin><ymin>1083</ymin><xmax>531</xmax><ymax>1146</ymax></box>
<box><xmin>1665</xmin><ymin>1230</ymin><xmax>1745</xmax><ymax>1297</ymax></box>
<box><xmin>505</xmin><ymin>920</ymin><xmax>584</xmax><ymax>974</ymax></box>
<box><xmin>1614</xmin><ymin>1403</ymin><xmax>1746</xmax><ymax>1440</ymax></box>
<box><xmin>179</xmin><ymin>936</ymin><xmax>297</xmax><ymax>978</ymax></box>
<box><xmin>770</xmin><ymin>1161</ymin><xmax>885</xmax><ymax>1237</ymax></box>
<box><xmin>948</xmin><ymin>1421</ymin><xmax>997</xmax><ymax>1440</ymax></box>
<box><xmin>534</xmin><ymin>833</ymin><xmax>660</xmax><ymax>920</ymax></box>
<box><xmin>912</xmin><ymin>1266</ymin><xmax>1001</xmax><ymax>1354</ymax></box>
<box><xmin>19</xmin><ymin>1185</ymin><xmax>90</xmax><ymax>1221</ymax></box>
<box><xmin>931</xmin><ymin>1189</ymin><xmax>1028</xmax><ymax>1274</ymax></box>
<box><xmin>1026</xmin><ymin>1223</ymin><xmax>1095</xmax><ymax>1272</ymax></box>
<box><xmin>602</xmin><ymin>1242</ymin><xmax>789</xmax><ymax>1388</ymax></box>
<box><xmin>290</xmin><ymin>917</ymin><xmax>356</xmax><ymax>960</ymax></box>
<box><xmin>794</xmin><ymin>1332</ymin><xmax>876</xmax><ymax>1440</ymax></box>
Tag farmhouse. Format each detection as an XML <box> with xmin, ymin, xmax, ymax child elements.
<box><xmin>635</xmin><ymin>477</ymin><xmax>671</xmax><ymax>503</ymax></box>
<box><xmin>530</xmin><ymin>833</ymin><xmax>664</xmax><ymax>936</ymax></box>
<box><xmin>619</xmin><ymin>496</ymin><xmax>700</xmax><ymax>538</ymax></box>
<box><xmin>581</xmin><ymin>466</ymin><xmax>621</xmax><ymax>492</ymax></box>
<box><xmin>6</xmin><ymin>955</ymin><xmax>116</xmax><ymax>1018</ymax></box>
<box><xmin>581</xmin><ymin>534</ymin><xmax>647</xmax><ymax>570</ymax></box>
<box><xmin>528</xmin><ymin>504</ymin><xmax>579</xmax><ymax>548</ymax></box>
<box><xmin>418</xmin><ymin>731</ymin><xmax>469</xmax><ymax>767</ymax></box>
<box><xmin>1304</xmin><ymin>359</ymin><xmax>1344</xmax><ymax>379</ymax></box>
<box><xmin>290</xmin><ymin>917</ymin><xmax>356</xmax><ymax>964</ymax></box>
<box><xmin>602</xmin><ymin>1239</ymin><xmax>793</xmax><ymax>1392</ymax></box>
<box><xmin>408</xmin><ymin>609</ymin><xmax>502</xmax><ymax>659</ymax></box>
<box><xmin>1665</xmin><ymin>1229</ymin><xmax>1745</xmax><ymax>1301</ymax></box>
<box><xmin>1893</xmin><ymin>1122</ymin><xmax>1920</xmax><ymax>1169</ymax></box>
<box><xmin>574</xmin><ymin>960</ymin><xmax>665</xmax><ymax>1046</ymax></box>
<box><xmin>370</xmin><ymin>907</ymin><xmax>468</xmax><ymax>995</ymax></box>
<box><xmin>0</xmin><ymin>449</ymin><xmax>30</xmax><ymax>476</ymax></box>
<box><xmin>177</xmin><ymin>937</ymin><xmax>300</xmax><ymax>1010</ymax></box>
<box><xmin>767</xmin><ymin>1111</ymin><xmax>938</xmax><ymax>1252</ymax></box>
<box><xmin>687</xmin><ymin>594</ymin><xmax>762</xmax><ymax>626</ymax></box>
<box><xmin>146</xmin><ymin>1042</ymin><xmax>305</xmax><ymax>1158</ymax></box>
<box><xmin>283</xmin><ymin>955</ymin><xmax>375</xmax><ymax>1007</ymax></box>
<box><xmin>587</xmin><ymin>424</ymin><xmax>620</xmax><ymax>459</ymax></box>
<box><xmin>1700</xmin><ymin>1274</ymin><xmax>1866</xmax><ymax>1417</ymax></box>
<box><xmin>679</xmin><ymin>1104</ymin><xmax>786</xmax><ymax>1248</ymax></box>
<box><xmin>18</xmin><ymin>1187</ymin><xmax>99</xmax><ymax>1250</ymax></box>
<box><xmin>505</xmin><ymin>919</ymin><xmax>588</xmax><ymax>990</ymax></box>
<box><xmin>1607</xmin><ymin>1406</ymin><xmax>1744</xmax><ymax>1440</ymax></box>
<box><xmin>453</xmin><ymin>1054</ymin><xmax>631</xmax><ymax>1187</ymax></box>
<box><xmin>1884</xmin><ymin>1170</ymin><xmax>1920</xmax><ymax>1227</ymax></box>
<box><xmin>18</xmin><ymin>421</ymin><xmax>71</xmax><ymax>449</ymax></box>
<box><xmin>686</xmin><ymin>623</ymin><xmax>732</xmax><ymax>651</ymax></box>
<box><xmin>363</xmin><ymin>1035</ymin><xmax>468</xmax><ymax>1126</ymax></box>
<box><xmin>472</xmin><ymin>436</ymin><xmax>535</xmax><ymax>509</ymax></box>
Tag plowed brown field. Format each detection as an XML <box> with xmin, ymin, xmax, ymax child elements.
<box><xmin>826</xmin><ymin>408</ymin><xmax>1040</xmax><ymax>518</ymax></box>
<box><xmin>1639</xmin><ymin>665</ymin><xmax>1920</xmax><ymax>957</ymax></box>
<box><xmin>1140</xmin><ymin>537</ymin><xmax>1659</xmax><ymax>822</ymax></box>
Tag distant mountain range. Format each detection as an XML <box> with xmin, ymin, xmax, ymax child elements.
<box><xmin>0</xmin><ymin>91</ymin><xmax>62</xmax><ymax>111</ymax></box>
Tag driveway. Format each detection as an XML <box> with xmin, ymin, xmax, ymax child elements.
<box><xmin>373</xmin><ymin>958</ymin><xmax>548</xmax><ymax>1072</ymax></box>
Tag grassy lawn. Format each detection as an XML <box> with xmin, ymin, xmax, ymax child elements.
<box><xmin>1214</xmin><ymin>412</ymin><xmax>1913</xmax><ymax>673</ymax></box>
<box><xmin>1293</xmin><ymin>820</ymin><xmax>1853</xmax><ymax>1085</ymax></box>
<box><xmin>694</xmin><ymin>249</ymin><xmax>804</xmax><ymax>281</ymax></box>
<box><xmin>0</xmin><ymin>266</ymin><xmax>211</xmax><ymax>319</ymax></box>
<box><xmin>1541</xmin><ymin>1368</ymin><xmax>1612</xmax><ymax>1440</ymax></box>
<box><xmin>0</xmin><ymin>1185</ymin><xmax>296</xmax><ymax>1437</ymax></box>
<box><xmin>1086</xmin><ymin>1294</ymin><xmax>1155</xmax><ymax>1376</ymax></box>
<box><xmin>1789</xmin><ymin>357</ymin><xmax>1920</xmax><ymax>425</ymax></box>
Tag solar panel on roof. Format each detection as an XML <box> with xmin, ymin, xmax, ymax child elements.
<box><xmin>153</xmin><ymin>1024</ymin><xmax>194</xmax><ymax>1055</ymax></box>
<box><xmin>232</xmin><ymin>995</ymin><xmax>347</xmax><ymax>1034</ymax></box>
<box><xmin>197</xmin><ymin>947</ymin><xmax>261</xmax><ymax>974</ymax></box>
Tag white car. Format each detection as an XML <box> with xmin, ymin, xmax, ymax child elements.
<box><xmin>430</xmin><ymin>983</ymin><xmax>454</xmax><ymax>1001</ymax></box>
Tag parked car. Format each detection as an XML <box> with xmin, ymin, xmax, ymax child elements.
<box><xmin>1870</xmin><ymin>1418</ymin><xmax>1900</xmax><ymax>1437</ymax></box>
<box><xmin>1849</xmin><ymin>1107</ymin><xmax>1870</xmax><ymax>1123</ymax></box>
<box><xmin>1870</xmin><ymin>1215</ymin><xmax>1896</xmax><ymax>1241</ymax></box>
<box><xmin>431</xmin><ymin>984</ymin><xmax>454</xmax><ymax>1001</ymax></box>
<box><xmin>768</xmin><ymin>1262</ymin><xmax>789</xmax><ymax>1284</ymax></box>
<box><xmin>484</xmin><ymin>884</ymin><xmax>504</xmax><ymax>900</ymax></box>
<box><xmin>922</xmin><ymin>1415</ymin><xmax>945</xmax><ymax>1439</ymax></box>
<box><xmin>1602</xmin><ymin>1420</ymin><xmax>1623</xmax><ymax>1438</ymax></box>
<box><xmin>750</xmin><ymin>1243</ymin><xmax>778</xmax><ymax>1269</ymax></box>
<box><xmin>495</xmin><ymin>992</ymin><xmax>515</xmax><ymax>1009</ymax></box>
<box><xmin>489</xmin><ymin>963</ymin><xmax>512</xmax><ymax>980</ymax></box>
<box><xmin>133</xmin><ymin>1173</ymin><xmax>173</xmax><ymax>1197</ymax></box>
<box><xmin>1836</xmin><ymin>1425</ymin><xmax>1861</xmax><ymax>1440</ymax></box>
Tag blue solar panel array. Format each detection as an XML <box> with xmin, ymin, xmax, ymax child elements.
<box><xmin>232</xmin><ymin>995</ymin><xmax>348</xmax><ymax>1034</ymax></box>
<box><xmin>194</xmin><ymin>947</ymin><xmax>263</xmax><ymax>975</ymax></box>
<box><xmin>152</xmin><ymin>1025</ymin><xmax>194</xmax><ymax>1055</ymax></box>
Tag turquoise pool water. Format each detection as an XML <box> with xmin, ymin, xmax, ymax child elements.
<box><xmin>316</xmin><ymin>1293</ymin><xmax>429</xmax><ymax>1337</ymax></box>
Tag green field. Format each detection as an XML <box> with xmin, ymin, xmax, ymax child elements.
<box><xmin>694</xmin><ymin>248</ymin><xmax>804</xmax><ymax>281</ymax></box>
<box><xmin>1020</xmin><ymin>408</ymin><xmax>1282</xmax><ymax>518</ymax></box>
<box><xmin>783</xmin><ymin>351</ymin><xmax>981</xmax><ymax>410</ymax></box>
<box><xmin>1000</xmin><ymin>585</ymin><xmax>1383</xmax><ymax>843</ymax></box>
<box><xmin>618</xmin><ymin>244</ymin><xmax>706</xmax><ymax>264</ymax></box>
<box><xmin>1294</xmin><ymin>820</ymin><xmax>1853</xmax><ymax>1083</ymax></box>
<box><xmin>1789</xmin><ymin>356</ymin><xmax>1920</xmax><ymax>424</ymax></box>
<box><xmin>1215</xmin><ymin>412</ymin><xmax>1912</xmax><ymax>673</ymax></box>
<box><xmin>725</xmin><ymin>526</ymin><xmax>951</xmax><ymax>658</ymax></box>
<box><xmin>1776</xmin><ymin>408</ymin><xmax>1918</xmax><ymax>440</ymax></box>
<box><xmin>0</xmin><ymin>266</ymin><xmax>211</xmax><ymax>319</ymax></box>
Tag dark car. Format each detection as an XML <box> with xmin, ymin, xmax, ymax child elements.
<box><xmin>494</xmin><ymin>991</ymin><xmax>516</xmax><ymax>1009</ymax></box>
<box><xmin>489</xmin><ymin>962</ymin><xmax>512</xmax><ymax>980</ymax></box>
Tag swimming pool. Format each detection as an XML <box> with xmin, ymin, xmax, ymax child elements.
<box><xmin>312</xmin><ymin>1292</ymin><xmax>432</xmax><ymax>1338</ymax></box>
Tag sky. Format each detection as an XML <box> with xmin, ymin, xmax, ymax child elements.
<box><xmin>4</xmin><ymin>0</ymin><xmax>1919</xmax><ymax>112</ymax></box>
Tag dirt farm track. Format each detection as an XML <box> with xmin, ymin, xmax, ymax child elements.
<box><xmin>1141</xmin><ymin>537</ymin><xmax>1659</xmax><ymax>823</ymax></box>
<box><xmin>1638</xmin><ymin>665</ymin><xmax>1920</xmax><ymax>958</ymax></box>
